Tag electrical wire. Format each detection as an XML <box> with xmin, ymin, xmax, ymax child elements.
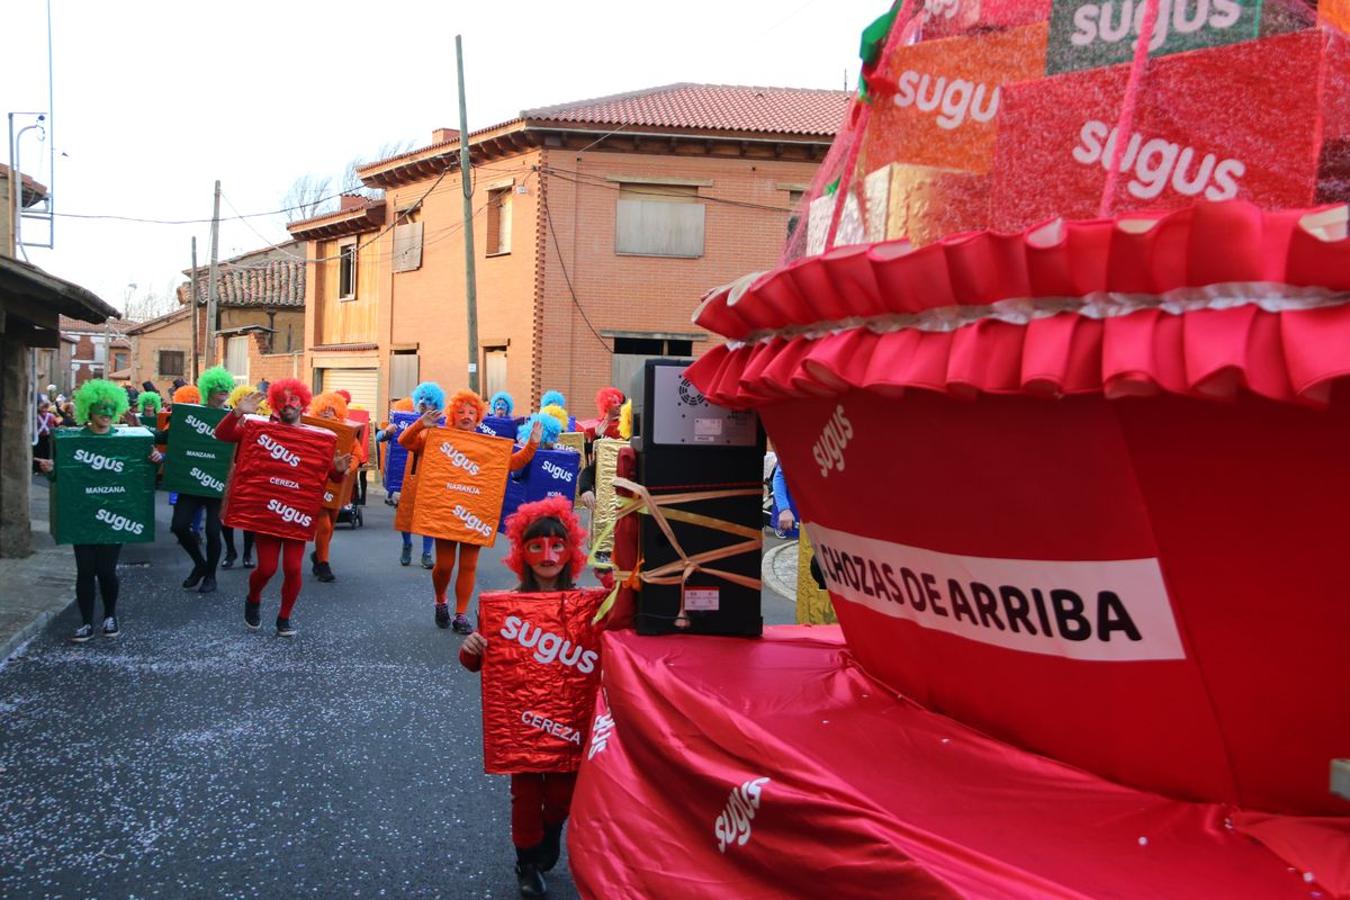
<box><xmin>540</xmin><ymin>188</ymin><xmax>612</xmax><ymax>352</ymax></box>
<box><xmin>539</xmin><ymin>164</ymin><xmax>795</xmax><ymax>213</ymax></box>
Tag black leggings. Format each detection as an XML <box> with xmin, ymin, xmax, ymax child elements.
<box><xmin>222</xmin><ymin>527</ymin><xmax>254</xmax><ymax>559</ymax></box>
<box><xmin>73</xmin><ymin>544</ymin><xmax>122</xmax><ymax>625</ymax></box>
<box><xmin>171</xmin><ymin>494</ymin><xmax>222</xmax><ymax>574</ymax></box>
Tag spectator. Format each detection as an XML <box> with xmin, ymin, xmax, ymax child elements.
<box><xmin>58</xmin><ymin>401</ymin><xmax>76</xmax><ymax>428</ymax></box>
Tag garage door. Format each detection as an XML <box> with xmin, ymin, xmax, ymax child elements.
<box><xmin>320</xmin><ymin>368</ymin><xmax>379</xmax><ymax>414</ymax></box>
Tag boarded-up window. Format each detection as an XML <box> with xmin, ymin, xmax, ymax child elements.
<box><xmin>486</xmin><ymin>188</ymin><xmax>512</xmax><ymax>255</ymax></box>
<box><xmin>389</xmin><ymin>351</ymin><xmax>419</xmax><ymax>402</ymax></box>
<box><xmin>392</xmin><ymin>222</ymin><xmax>424</xmax><ymax>273</ymax></box>
<box><xmin>224</xmin><ymin>337</ymin><xmax>249</xmax><ymax>382</ymax></box>
<box><xmin>483</xmin><ymin>347</ymin><xmax>507</xmax><ymax>398</ymax></box>
<box><xmin>339</xmin><ymin>241</ymin><xmax>358</xmax><ymax>299</ymax></box>
<box><xmin>615</xmin><ymin>183</ymin><xmax>704</xmax><ymax>258</ymax></box>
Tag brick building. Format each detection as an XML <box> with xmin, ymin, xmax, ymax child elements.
<box><xmin>179</xmin><ymin>242</ymin><xmax>306</xmax><ymax>388</ymax></box>
<box><xmin>288</xmin><ymin>83</ymin><xmax>846</xmax><ymax>415</ymax></box>
<box><xmin>59</xmin><ymin>314</ymin><xmax>134</xmax><ymax>389</ymax></box>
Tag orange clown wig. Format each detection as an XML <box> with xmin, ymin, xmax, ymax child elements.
<box><xmin>310</xmin><ymin>391</ymin><xmax>349</xmax><ymax>420</ymax></box>
<box><xmin>448</xmin><ymin>389</ymin><xmax>487</xmax><ymax>425</ymax></box>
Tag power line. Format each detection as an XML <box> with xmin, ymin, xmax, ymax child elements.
<box><xmin>539</xmin><ymin>164</ymin><xmax>796</xmax><ymax>214</ymax></box>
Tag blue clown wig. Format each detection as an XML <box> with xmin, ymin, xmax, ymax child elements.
<box><xmin>489</xmin><ymin>390</ymin><xmax>515</xmax><ymax>417</ymax></box>
<box><xmin>411</xmin><ymin>381</ymin><xmax>445</xmax><ymax>411</ymax></box>
<box><xmin>540</xmin><ymin>390</ymin><xmax>566</xmax><ymax>410</ymax></box>
<box><xmin>517</xmin><ymin>412</ymin><xmax>562</xmax><ymax>446</ymax></box>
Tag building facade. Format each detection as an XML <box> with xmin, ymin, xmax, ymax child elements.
<box><xmin>288</xmin><ymin>83</ymin><xmax>845</xmax><ymax>416</ymax></box>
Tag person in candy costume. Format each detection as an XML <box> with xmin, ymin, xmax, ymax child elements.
<box><xmin>490</xmin><ymin>391</ymin><xmax>515</xmax><ymax>419</ymax></box>
<box><xmin>167</xmin><ymin>366</ymin><xmax>235</xmax><ymax>595</ymax></box>
<box><xmin>35</xmin><ymin>380</ymin><xmax>163</xmax><ymax>643</ymax></box>
<box><xmin>215</xmin><ymin>378</ymin><xmax>351</xmax><ymax>637</ymax></box>
<box><xmin>378</xmin><ymin>390</ymin><xmax>436</xmax><ymax>567</ymax></box>
<box><xmin>399</xmin><ymin>389</ymin><xmax>542</xmax><ymax>633</ymax></box>
<box><xmin>172</xmin><ymin>384</ymin><xmax>200</xmax><ymax>405</ymax></box>
<box><xmin>220</xmin><ymin>383</ymin><xmax>265</xmax><ymax>569</ymax></box>
<box><xmin>308</xmin><ymin>390</ymin><xmax>349</xmax><ymax>584</ymax></box>
<box><xmin>585</xmin><ymin>387</ymin><xmax>624</xmax><ymax>441</ymax></box>
<box><xmin>459</xmin><ymin>496</ymin><xmax>591</xmax><ymax>897</ymax></box>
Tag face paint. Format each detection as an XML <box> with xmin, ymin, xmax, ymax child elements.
<box><xmin>453</xmin><ymin>402</ymin><xmax>479</xmax><ymax>430</ymax></box>
<box><xmin>524</xmin><ymin>537</ymin><xmax>567</xmax><ymax>569</ymax></box>
<box><xmin>494</xmin><ymin>402</ymin><xmax>508</xmax><ymax>416</ymax></box>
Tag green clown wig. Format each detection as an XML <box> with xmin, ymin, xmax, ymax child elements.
<box><xmin>137</xmin><ymin>391</ymin><xmax>162</xmax><ymax>415</ymax></box>
<box><xmin>197</xmin><ymin>366</ymin><xmax>236</xmax><ymax>400</ymax></box>
<box><xmin>75</xmin><ymin>379</ymin><xmax>130</xmax><ymax>425</ymax></box>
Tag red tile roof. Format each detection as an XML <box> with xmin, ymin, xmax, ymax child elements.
<box><xmin>360</xmin><ymin>83</ymin><xmax>849</xmax><ymax>176</ymax></box>
<box><xmin>522</xmin><ymin>83</ymin><xmax>850</xmax><ymax>136</ymax></box>
<box><xmin>179</xmin><ymin>259</ymin><xmax>305</xmax><ymax>309</ymax></box>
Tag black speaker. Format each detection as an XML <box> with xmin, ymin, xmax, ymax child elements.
<box><xmin>629</xmin><ymin>359</ymin><xmax>765</xmax><ymax>637</ymax></box>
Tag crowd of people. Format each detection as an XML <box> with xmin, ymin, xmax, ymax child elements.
<box><xmin>33</xmin><ymin>370</ymin><xmax>631</xmax><ymax>897</ymax></box>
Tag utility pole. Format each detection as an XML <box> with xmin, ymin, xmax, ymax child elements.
<box><xmin>456</xmin><ymin>35</ymin><xmax>480</xmax><ymax>394</ymax></box>
<box><xmin>190</xmin><ymin>237</ymin><xmax>200</xmax><ymax>380</ymax></box>
<box><xmin>205</xmin><ymin>180</ymin><xmax>221</xmax><ymax>367</ymax></box>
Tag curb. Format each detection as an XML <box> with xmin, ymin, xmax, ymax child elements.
<box><xmin>0</xmin><ymin>603</ymin><xmax>66</xmax><ymax>667</ymax></box>
<box><xmin>762</xmin><ymin>542</ymin><xmax>797</xmax><ymax>601</ymax></box>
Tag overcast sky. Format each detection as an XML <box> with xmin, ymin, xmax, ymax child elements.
<box><xmin>3</xmin><ymin>0</ymin><xmax>876</xmax><ymax>317</ymax></box>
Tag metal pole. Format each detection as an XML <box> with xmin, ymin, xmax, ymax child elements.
<box><xmin>190</xmin><ymin>237</ymin><xmax>199</xmax><ymax>381</ymax></box>
<box><xmin>456</xmin><ymin>35</ymin><xmax>480</xmax><ymax>394</ymax></box>
<box><xmin>6</xmin><ymin>114</ymin><xmax>16</xmax><ymax>257</ymax></box>
<box><xmin>205</xmin><ymin>180</ymin><xmax>221</xmax><ymax>367</ymax></box>
<box><xmin>46</xmin><ymin>0</ymin><xmax>55</xmax><ymax>248</ymax></box>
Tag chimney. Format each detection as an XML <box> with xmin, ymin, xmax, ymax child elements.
<box><xmin>339</xmin><ymin>193</ymin><xmax>367</xmax><ymax>211</ymax></box>
<box><xmin>432</xmin><ymin>127</ymin><xmax>460</xmax><ymax>144</ymax></box>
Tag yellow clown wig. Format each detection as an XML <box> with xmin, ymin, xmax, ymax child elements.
<box><xmin>228</xmin><ymin>383</ymin><xmax>270</xmax><ymax>416</ymax></box>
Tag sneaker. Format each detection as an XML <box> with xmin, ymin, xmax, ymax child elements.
<box><xmin>434</xmin><ymin>604</ymin><xmax>451</xmax><ymax>629</ymax></box>
<box><xmin>451</xmin><ymin>614</ymin><xmax>473</xmax><ymax>635</ymax></box>
<box><xmin>102</xmin><ymin>616</ymin><xmax>120</xmax><ymax>639</ymax></box>
<box><xmin>198</xmin><ymin>576</ymin><xmax>217</xmax><ymax>594</ymax></box>
<box><xmin>310</xmin><ymin>550</ymin><xmax>319</xmax><ymax>574</ymax></box>
<box><xmin>244</xmin><ymin>601</ymin><xmax>261</xmax><ymax>631</ymax></box>
<box><xmin>400</xmin><ymin>545</ymin><xmax>412</xmax><ymax>567</ymax></box>
<box><xmin>421</xmin><ymin>552</ymin><xmax>434</xmax><ymax>569</ymax></box>
<box><xmin>314</xmin><ymin>561</ymin><xmax>335</xmax><ymax>583</ymax></box>
<box><xmin>242</xmin><ymin>554</ymin><xmax>255</xmax><ymax>569</ymax></box>
<box><xmin>275</xmin><ymin>617</ymin><xmax>296</xmax><ymax>638</ymax></box>
<box><xmin>221</xmin><ymin>552</ymin><xmax>236</xmax><ymax>570</ymax></box>
<box><xmin>69</xmin><ymin>623</ymin><xmax>94</xmax><ymax>643</ymax></box>
<box><xmin>182</xmin><ymin>566</ymin><xmax>206</xmax><ymax>589</ymax></box>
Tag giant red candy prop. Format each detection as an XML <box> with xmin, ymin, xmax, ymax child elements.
<box><xmin>647</xmin><ymin>0</ymin><xmax>1350</xmax><ymax>893</ymax></box>
<box><xmin>221</xmin><ymin>417</ymin><xmax>337</xmax><ymax>541</ymax></box>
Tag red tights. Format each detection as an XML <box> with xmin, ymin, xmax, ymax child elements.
<box><xmin>510</xmin><ymin>772</ymin><xmax>577</xmax><ymax>849</ymax></box>
<box><xmin>313</xmin><ymin>509</ymin><xmax>337</xmax><ymax>563</ymax></box>
<box><xmin>248</xmin><ymin>535</ymin><xmax>305</xmax><ymax>618</ymax></box>
<box><xmin>432</xmin><ymin>539</ymin><xmax>481</xmax><ymax>614</ymax></box>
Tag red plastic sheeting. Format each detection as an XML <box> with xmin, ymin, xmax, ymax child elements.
<box><xmin>569</xmin><ymin>627</ymin><xmax>1331</xmax><ymax>899</ymax></box>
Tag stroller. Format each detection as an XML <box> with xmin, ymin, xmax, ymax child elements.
<box><xmin>337</xmin><ymin>465</ymin><xmax>369</xmax><ymax>529</ymax></box>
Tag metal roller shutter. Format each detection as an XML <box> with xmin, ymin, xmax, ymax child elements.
<box><xmin>320</xmin><ymin>368</ymin><xmax>379</xmax><ymax>415</ymax></box>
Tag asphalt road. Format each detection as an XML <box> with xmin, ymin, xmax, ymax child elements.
<box><xmin>0</xmin><ymin>487</ymin><xmax>795</xmax><ymax>898</ymax></box>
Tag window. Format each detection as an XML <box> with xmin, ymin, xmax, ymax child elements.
<box><xmin>158</xmin><ymin>350</ymin><xmax>185</xmax><ymax>377</ymax></box>
<box><xmin>225</xmin><ymin>336</ymin><xmax>249</xmax><ymax>381</ymax></box>
<box><xmin>111</xmin><ymin>350</ymin><xmax>129</xmax><ymax>371</ymax></box>
<box><xmin>786</xmin><ymin>189</ymin><xmax>804</xmax><ymax>241</ymax></box>
<box><xmin>486</xmin><ymin>187</ymin><xmax>512</xmax><ymax>255</ymax></box>
<box><xmin>483</xmin><ymin>346</ymin><xmax>508</xmax><ymax>397</ymax></box>
<box><xmin>610</xmin><ymin>336</ymin><xmax>694</xmax><ymax>389</ymax></box>
<box><xmin>392</xmin><ymin>222</ymin><xmax>424</xmax><ymax>273</ymax></box>
<box><xmin>615</xmin><ymin>183</ymin><xmax>705</xmax><ymax>258</ymax></box>
<box><xmin>339</xmin><ymin>241</ymin><xmax>358</xmax><ymax>300</ymax></box>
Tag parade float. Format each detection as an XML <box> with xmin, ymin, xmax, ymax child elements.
<box><xmin>567</xmin><ymin>1</ymin><xmax>1350</xmax><ymax>896</ymax></box>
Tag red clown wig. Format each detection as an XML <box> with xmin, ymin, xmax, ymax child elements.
<box><xmin>448</xmin><ymin>389</ymin><xmax>487</xmax><ymax>424</ymax></box>
<box><xmin>595</xmin><ymin>387</ymin><xmax>624</xmax><ymax>417</ymax></box>
<box><xmin>334</xmin><ymin>389</ymin><xmax>352</xmax><ymax>404</ymax></box>
<box><xmin>503</xmin><ymin>496</ymin><xmax>587</xmax><ymax>583</ymax></box>
<box><xmin>268</xmin><ymin>378</ymin><xmax>312</xmax><ymax>414</ymax></box>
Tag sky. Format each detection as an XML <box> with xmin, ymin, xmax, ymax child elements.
<box><xmin>2</xmin><ymin>0</ymin><xmax>879</xmax><ymax>318</ymax></box>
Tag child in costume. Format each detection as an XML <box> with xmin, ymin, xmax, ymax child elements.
<box><xmin>308</xmin><ymin>390</ymin><xmax>349</xmax><ymax>583</ymax></box>
<box><xmin>490</xmin><ymin>391</ymin><xmax>515</xmax><ymax>419</ymax></box>
<box><xmin>35</xmin><ymin>380</ymin><xmax>163</xmax><ymax>642</ymax></box>
<box><xmin>458</xmin><ymin>496</ymin><xmax>590</xmax><ymax>897</ymax></box>
<box><xmin>220</xmin><ymin>383</ymin><xmax>264</xmax><ymax>569</ymax></box>
<box><xmin>136</xmin><ymin>390</ymin><xmax>161</xmax><ymax>420</ymax></box>
<box><xmin>215</xmin><ymin>378</ymin><xmax>351</xmax><ymax>637</ymax></box>
<box><xmin>378</xmin><ymin>389</ymin><xmax>436</xmax><ymax>568</ymax></box>
<box><xmin>167</xmin><ymin>366</ymin><xmax>235</xmax><ymax>594</ymax></box>
<box><xmin>540</xmin><ymin>390</ymin><xmax>577</xmax><ymax>432</ymax></box>
<box><xmin>399</xmin><ymin>389</ymin><xmax>542</xmax><ymax>633</ymax></box>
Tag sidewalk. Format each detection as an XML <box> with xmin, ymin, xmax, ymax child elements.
<box><xmin>0</xmin><ymin>478</ymin><xmax>76</xmax><ymax>663</ymax></box>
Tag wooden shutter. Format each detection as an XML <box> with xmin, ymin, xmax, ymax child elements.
<box><xmin>393</xmin><ymin>223</ymin><xmax>423</xmax><ymax>273</ymax></box>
